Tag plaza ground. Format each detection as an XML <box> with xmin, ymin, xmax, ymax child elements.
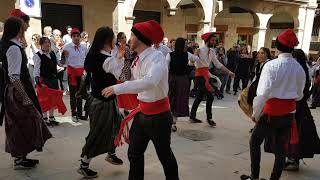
<box><xmin>0</xmin><ymin>95</ymin><xmax>320</xmax><ymax>180</ymax></box>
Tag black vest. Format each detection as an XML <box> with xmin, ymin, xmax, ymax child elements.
<box><xmin>84</xmin><ymin>53</ymin><xmax>117</xmax><ymax>101</ymax></box>
<box><xmin>36</xmin><ymin>51</ymin><xmax>58</xmax><ymax>79</ymax></box>
<box><xmin>0</xmin><ymin>41</ymin><xmax>42</xmax><ymax>122</ymax></box>
<box><xmin>169</xmin><ymin>52</ymin><xmax>189</xmax><ymax>76</ymax></box>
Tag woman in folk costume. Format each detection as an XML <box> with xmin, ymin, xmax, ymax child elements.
<box><xmin>190</xmin><ymin>32</ymin><xmax>235</xmax><ymax>127</ymax></box>
<box><xmin>282</xmin><ymin>49</ymin><xmax>320</xmax><ymax>171</ymax></box>
<box><xmin>241</xmin><ymin>29</ymin><xmax>306</xmax><ymax>180</ymax></box>
<box><xmin>114</xmin><ymin>32</ymin><xmax>138</xmax><ymax>114</ymax></box>
<box><xmin>34</xmin><ymin>37</ymin><xmax>67</xmax><ymax>126</ymax></box>
<box><xmin>102</xmin><ymin>20</ymin><xmax>179</xmax><ymax>180</ymax></box>
<box><xmin>310</xmin><ymin>58</ymin><xmax>320</xmax><ymax>109</ymax></box>
<box><xmin>166</xmin><ymin>37</ymin><xmax>200</xmax><ymax>132</ymax></box>
<box><xmin>77</xmin><ymin>27</ymin><xmax>123</xmax><ymax>179</ymax></box>
<box><xmin>0</xmin><ymin>17</ymin><xmax>52</xmax><ymax>169</ymax></box>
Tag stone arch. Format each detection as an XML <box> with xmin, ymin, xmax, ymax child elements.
<box><xmin>125</xmin><ymin>0</ymin><xmax>212</xmax><ymax>22</ymax></box>
<box><xmin>214</xmin><ymin>6</ymin><xmax>260</xmax><ymax>49</ymax></box>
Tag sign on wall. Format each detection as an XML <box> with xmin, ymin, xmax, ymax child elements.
<box><xmin>19</xmin><ymin>0</ymin><xmax>42</xmax><ymax>17</ymax></box>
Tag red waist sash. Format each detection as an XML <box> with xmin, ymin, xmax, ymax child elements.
<box><xmin>67</xmin><ymin>66</ymin><xmax>84</xmax><ymax>86</ymax></box>
<box><xmin>263</xmin><ymin>98</ymin><xmax>296</xmax><ymax>116</ymax></box>
<box><xmin>195</xmin><ymin>67</ymin><xmax>213</xmax><ymax>92</ymax></box>
<box><xmin>114</xmin><ymin>97</ymin><xmax>170</xmax><ymax>146</ymax></box>
<box><xmin>116</xmin><ymin>81</ymin><xmax>139</xmax><ymax>110</ymax></box>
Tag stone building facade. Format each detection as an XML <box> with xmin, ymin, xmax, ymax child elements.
<box><xmin>0</xmin><ymin>0</ymin><xmax>318</xmax><ymax>55</ymax></box>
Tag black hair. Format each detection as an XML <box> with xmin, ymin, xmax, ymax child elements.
<box><xmin>1</xmin><ymin>17</ymin><xmax>23</xmax><ymax>43</ymax></box>
<box><xmin>275</xmin><ymin>38</ymin><xmax>293</xmax><ymax>53</ymax></box>
<box><xmin>174</xmin><ymin>37</ymin><xmax>186</xmax><ymax>55</ymax></box>
<box><xmin>131</xmin><ymin>27</ymin><xmax>152</xmax><ymax>46</ymax></box>
<box><xmin>259</xmin><ymin>47</ymin><xmax>272</xmax><ymax>60</ymax></box>
<box><xmin>20</xmin><ymin>15</ymin><xmax>30</xmax><ymax>23</ymax></box>
<box><xmin>117</xmin><ymin>32</ymin><xmax>126</xmax><ymax>44</ymax></box>
<box><xmin>292</xmin><ymin>49</ymin><xmax>310</xmax><ymax>94</ymax></box>
<box><xmin>39</xmin><ymin>37</ymin><xmax>51</xmax><ymax>45</ymax></box>
<box><xmin>85</xmin><ymin>27</ymin><xmax>114</xmax><ymax>71</ymax></box>
<box><xmin>252</xmin><ymin>51</ymin><xmax>258</xmax><ymax>61</ymax></box>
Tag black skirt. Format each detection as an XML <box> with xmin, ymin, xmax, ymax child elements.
<box><xmin>168</xmin><ymin>75</ymin><xmax>190</xmax><ymax>117</ymax></box>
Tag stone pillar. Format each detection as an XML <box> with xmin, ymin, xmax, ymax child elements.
<box><xmin>252</xmin><ymin>13</ymin><xmax>273</xmax><ymax>51</ymax></box>
<box><xmin>113</xmin><ymin>0</ymin><xmax>134</xmax><ymax>38</ymax></box>
<box><xmin>197</xmin><ymin>21</ymin><xmax>210</xmax><ymax>45</ymax></box>
<box><xmin>300</xmin><ymin>4</ymin><xmax>317</xmax><ymax>54</ymax></box>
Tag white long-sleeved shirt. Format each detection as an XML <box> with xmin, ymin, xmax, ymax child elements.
<box><xmin>28</xmin><ymin>44</ymin><xmax>39</xmax><ymax>66</ymax></box>
<box><xmin>195</xmin><ymin>46</ymin><xmax>223</xmax><ymax>69</ymax></box>
<box><xmin>154</xmin><ymin>44</ymin><xmax>171</xmax><ymax>57</ymax></box>
<box><xmin>165</xmin><ymin>52</ymin><xmax>200</xmax><ymax>66</ymax></box>
<box><xmin>7</xmin><ymin>39</ymin><xmax>23</xmax><ymax>76</ymax></box>
<box><xmin>252</xmin><ymin>53</ymin><xmax>306</xmax><ymax>119</ymax></box>
<box><xmin>33</xmin><ymin>50</ymin><xmax>62</xmax><ymax>78</ymax></box>
<box><xmin>62</xmin><ymin>42</ymin><xmax>88</xmax><ymax>68</ymax></box>
<box><xmin>103</xmin><ymin>47</ymin><xmax>168</xmax><ymax>102</ymax></box>
<box><xmin>63</xmin><ymin>34</ymin><xmax>72</xmax><ymax>45</ymax></box>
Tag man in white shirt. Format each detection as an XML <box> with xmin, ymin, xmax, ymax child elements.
<box><xmin>61</xmin><ymin>28</ymin><xmax>88</xmax><ymax>121</ymax></box>
<box><xmin>63</xmin><ymin>26</ymin><xmax>73</xmax><ymax>45</ymax></box>
<box><xmin>190</xmin><ymin>32</ymin><xmax>234</xmax><ymax>127</ymax></box>
<box><xmin>101</xmin><ymin>20</ymin><xmax>179</xmax><ymax>180</ymax></box>
<box><xmin>241</xmin><ymin>29</ymin><xmax>305</xmax><ymax>180</ymax></box>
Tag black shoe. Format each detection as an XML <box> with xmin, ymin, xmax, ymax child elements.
<box><xmin>207</xmin><ymin>119</ymin><xmax>216</xmax><ymax>127</ymax></box>
<box><xmin>310</xmin><ymin>106</ymin><xmax>316</xmax><ymax>109</ymax></box>
<box><xmin>77</xmin><ymin>167</ymin><xmax>98</xmax><ymax>179</ymax></box>
<box><xmin>43</xmin><ymin>118</ymin><xmax>51</xmax><ymax>126</ymax></box>
<box><xmin>49</xmin><ymin>117</ymin><xmax>60</xmax><ymax>126</ymax></box>
<box><xmin>106</xmin><ymin>154</ymin><xmax>123</xmax><ymax>165</ymax></box>
<box><xmin>240</xmin><ymin>175</ymin><xmax>253</xmax><ymax>180</ymax></box>
<box><xmin>77</xmin><ymin>115</ymin><xmax>88</xmax><ymax>121</ymax></box>
<box><xmin>172</xmin><ymin>124</ymin><xmax>177</xmax><ymax>132</ymax></box>
<box><xmin>72</xmin><ymin>112</ymin><xmax>77</xmax><ymax>117</ymax></box>
<box><xmin>14</xmin><ymin>158</ymin><xmax>38</xmax><ymax>170</ymax></box>
<box><xmin>190</xmin><ymin>118</ymin><xmax>203</xmax><ymax>123</ymax></box>
<box><xmin>226</xmin><ymin>90</ymin><xmax>231</xmax><ymax>94</ymax></box>
<box><xmin>233</xmin><ymin>91</ymin><xmax>237</xmax><ymax>96</ymax></box>
<box><xmin>284</xmin><ymin>160</ymin><xmax>299</xmax><ymax>171</ymax></box>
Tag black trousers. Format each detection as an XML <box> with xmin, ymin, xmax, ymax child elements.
<box><xmin>250</xmin><ymin>114</ymin><xmax>293</xmax><ymax>180</ymax></box>
<box><xmin>190</xmin><ymin>77</ymin><xmax>214</xmax><ymax>120</ymax></box>
<box><xmin>57</xmin><ymin>70</ymin><xmax>65</xmax><ymax>91</ymax></box>
<box><xmin>68</xmin><ymin>76</ymin><xmax>83</xmax><ymax>116</ymax></box>
<box><xmin>233</xmin><ymin>75</ymin><xmax>248</xmax><ymax>92</ymax></box>
<box><xmin>128</xmin><ymin>111</ymin><xmax>179</xmax><ymax>180</ymax></box>
<box><xmin>311</xmin><ymin>85</ymin><xmax>320</xmax><ymax>107</ymax></box>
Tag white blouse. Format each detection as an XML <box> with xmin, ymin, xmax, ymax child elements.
<box><xmin>7</xmin><ymin>38</ymin><xmax>23</xmax><ymax>76</ymax></box>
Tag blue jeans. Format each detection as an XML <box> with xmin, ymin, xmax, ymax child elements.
<box><xmin>217</xmin><ymin>74</ymin><xmax>228</xmax><ymax>94</ymax></box>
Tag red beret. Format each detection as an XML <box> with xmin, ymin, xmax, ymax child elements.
<box><xmin>201</xmin><ymin>32</ymin><xmax>215</xmax><ymax>42</ymax></box>
<box><xmin>132</xmin><ymin>20</ymin><xmax>164</xmax><ymax>45</ymax></box>
<box><xmin>10</xmin><ymin>9</ymin><xmax>27</xmax><ymax>17</ymax></box>
<box><xmin>71</xmin><ymin>28</ymin><xmax>80</xmax><ymax>35</ymax></box>
<box><xmin>277</xmin><ymin>29</ymin><xmax>299</xmax><ymax>49</ymax></box>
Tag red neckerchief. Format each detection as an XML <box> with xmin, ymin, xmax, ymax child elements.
<box><xmin>131</xmin><ymin>56</ymin><xmax>139</xmax><ymax>68</ymax></box>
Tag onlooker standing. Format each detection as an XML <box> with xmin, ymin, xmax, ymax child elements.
<box><xmin>310</xmin><ymin>58</ymin><xmax>320</xmax><ymax>109</ymax></box>
<box><xmin>52</xmin><ymin>29</ymin><xmax>66</xmax><ymax>91</ymax></box>
<box><xmin>80</xmin><ymin>31</ymin><xmax>90</xmax><ymax>49</ymax></box>
<box><xmin>63</xmin><ymin>26</ymin><xmax>73</xmax><ymax>45</ymax></box>
<box><xmin>169</xmin><ymin>38</ymin><xmax>176</xmax><ymax>51</ymax></box>
<box><xmin>43</xmin><ymin>26</ymin><xmax>53</xmax><ymax>39</ymax></box>
<box><xmin>226</xmin><ymin>44</ymin><xmax>240</xmax><ymax>94</ymax></box>
<box><xmin>214</xmin><ymin>47</ymin><xmax>228</xmax><ymax>95</ymax></box>
<box><xmin>28</xmin><ymin>34</ymin><xmax>41</xmax><ymax>86</ymax></box>
<box><xmin>61</xmin><ymin>28</ymin><xmax>88</xmax><ymax>121</ymax></box>
<box><xmin>233</xmin><ymin>47</ymin><xmax>252</xmax><ymax>95</ymax></box>
<box><xmin>154</xmin><ymin>42</ymin><xmax>171</xmax><ymax>57</ymax></box>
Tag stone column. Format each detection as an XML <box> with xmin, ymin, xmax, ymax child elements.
<box><xmin>113</xmin><ymin>0</ymin><xmax>135</xmax><ymax>38</ymax></box>
<box><xmin>252</xmin><ymin>13</ymin><xmax>273</xmax><ymax>52</ymax></box>
<box><xmin>300</xmin><ymin>4</ymin><xmax>317</xmax><ymax>54</ymax></box>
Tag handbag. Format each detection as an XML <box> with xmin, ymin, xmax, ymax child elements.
<box><xmin>238</xmin><ymin>86</ymin><xmax>253</xmax><ymax>118</ymax></box>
